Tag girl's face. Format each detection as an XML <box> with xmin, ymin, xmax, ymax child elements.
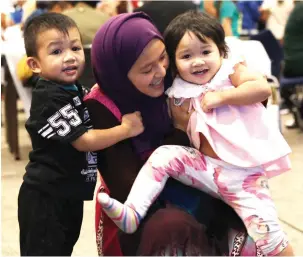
<box><xmin>175</xmin><ymin>31</ymin><xmax>223</xmax><ymax>85</ymax></box>
<box><xmin>128</xmin><ymin>39</ymin><xmax>169</xmax><ymax>98</ymax></box>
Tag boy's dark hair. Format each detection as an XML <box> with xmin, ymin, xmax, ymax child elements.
<box><xmin>164</xmin><ymin>10</ymin><xmax>229</xmax><ymax>77</ymax></box>
<box><xmin>24</xmin><ymin>12</ymin><xmax>79</xmax><ymax>58</ymax></box>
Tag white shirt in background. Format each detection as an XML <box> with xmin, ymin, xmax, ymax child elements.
<box><xmin>263</xmin><ymin>0</ymin><xmax>294</xmax><ymax>40</ymax></box>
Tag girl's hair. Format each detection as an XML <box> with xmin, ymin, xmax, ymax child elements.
<box><xmin>164</xmin><ymin>10</ymin><xmax>228</xmax><ymax>77</ymax></box>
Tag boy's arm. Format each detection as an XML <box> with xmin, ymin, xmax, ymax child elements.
<box><xmin>201</xmin><ymin>63</ymin><xmax>271</xmax><ymax>111</ymax></box>
<box><xmin>36</xmin><ymin>86</ymin><xmax>143</xmax><ymax>152</ymax></box>
<box><xmin>72</xmin><ymin>112</ymin><xmax>144</xmax><ymax>152</ymax></box>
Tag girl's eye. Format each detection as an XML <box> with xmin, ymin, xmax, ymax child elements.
<box><xmin>51</xmin><ymin>49</ymin><xmax>61</xmax><ymax>55</ymax></box>
<box><xmin>182</xmin><ymin>54</ymin><xmax>191</xmax><ymax>59</ymax></box>
<box><xmin>72</xmin><ymin>46</ymin><xmax>81</xmax><ymax>51</ymax></box>
<box><xmin>203</xmin><ymin>50</ymin><xmax>210</xmax><ymax>55</ymax></box>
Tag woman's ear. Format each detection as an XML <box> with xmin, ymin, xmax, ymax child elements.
<box><xmin>26</xmin><ymin>57</ymin><xmax>41</xmax><ymax>74</ymax></box>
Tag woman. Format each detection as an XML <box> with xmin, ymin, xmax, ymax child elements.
<box><xmin>85</xmin><ymin>12</ymin><xmax>224</xmax><ymax>256</ymax></box>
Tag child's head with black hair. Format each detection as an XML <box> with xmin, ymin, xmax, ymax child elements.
<box><xmin>24</xmin><ymin>12</ymin><xmax>85</xmax><ymax>85</ymax></box>
<box><xmin>164</xmin><ymin>10</ymin><xmax>228</xmax><ymax>85</ymax></box>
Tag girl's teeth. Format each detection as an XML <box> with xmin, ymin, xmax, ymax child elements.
<box><xmin>193</xmin><ymin>70</ymin><xmax>206</xmax><ymax>75</ymax></box>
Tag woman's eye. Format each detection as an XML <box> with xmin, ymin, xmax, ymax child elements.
<box><xmin>51</xmin><ymin>49</ymin><xmax>61</xmax><ymax>55</ymax></box>
<box><xmin>143</xmin><ymin>68</ymin><xmax>152</xmax><ymax>74</ymax></box>
<box><xmin>160</xmin><ymin>53</ymin><xmax>167</xmax><ymax>60</ymax></box>
<box><xmin>182</xmin><ymin>54</ymin><xmax>191</xmax><ymax>59</ymax></box>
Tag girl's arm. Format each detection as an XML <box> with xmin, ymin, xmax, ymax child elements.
<box><xmin>221</xmin><ymin>62</ymin><xmax>271</xmax><ymax>105</ymax></box>
<box><xmin>201</xmin><ymin>63</ymin><xmax>271</xmax><ymax>111</ymax></box>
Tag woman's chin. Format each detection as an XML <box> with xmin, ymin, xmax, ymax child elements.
<box><xmin>148</xmin><ymin>82</ymin><xmax>165</xmax><ymax>97</ymax></box>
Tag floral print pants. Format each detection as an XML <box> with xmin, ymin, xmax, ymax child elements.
<box><xmin>135</xmin><ymin>145</ymin><xmax>288</xmax><ymax>256</ymax></box>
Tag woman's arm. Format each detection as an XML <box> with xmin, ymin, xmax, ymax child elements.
<box><xmin>85</xmin><ymin>99</ymin><xmax>144</xmax><ymax>202</ymax></box>
<box><xmin>163</xmin><ymin>98</ymin><xmax>192</xmax><ymax>146</ymax></box>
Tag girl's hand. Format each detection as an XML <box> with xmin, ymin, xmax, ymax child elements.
<box><xmin>169</xmin><ymin>98</ymin><xmax>193</xmax><ymax>132</ymax></box>
<box><xmin>201</xmin><ymin>91</ymin><xmax>223</xmax><ymax>112</ymax></box>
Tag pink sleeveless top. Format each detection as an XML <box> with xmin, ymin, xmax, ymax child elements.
<box><xmin>166</xmin><ymin>59</ymin><xmax>291</xmax><ymax>178</ymax></box>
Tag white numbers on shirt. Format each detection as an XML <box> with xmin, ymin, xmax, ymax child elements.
<box><xmin>60</xmin><ymin>104</ymin><xmax>82</xmax><ymax>127</ymax></box>
<box><xmin>47</xmin><ymin>104</ymin><xmax>82</xmax><ymax>136</ymax></box>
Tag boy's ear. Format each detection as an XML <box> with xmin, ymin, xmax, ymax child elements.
<box><xmin>26</xmin><ymin>57</ymin><xmax>41</xmax><ymax>73</ymax></box>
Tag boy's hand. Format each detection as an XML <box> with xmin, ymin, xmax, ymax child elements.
<box><xmin>201</xmin><ymin>91</ymin><xmax>223</xmax><ymax>112</ymax></box>
<box><xmin>121</xmin><ymin>111</ymin><xmax>144</xmax><ymax>138</ymax></box>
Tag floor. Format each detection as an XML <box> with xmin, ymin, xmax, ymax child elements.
<box><xmin>1</xmin><ymin>105</ymin><xmax>303</xmax><ymax>256</ymax></box>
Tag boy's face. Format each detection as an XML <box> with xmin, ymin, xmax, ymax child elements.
<box><xmin>28</xmin><ymin>27</ymin><xmax>85</xmax><ymax>85</ymax></box>
<box><xmin>175</xmin><ymin>31</ymin><xmax>222</xmax><ymax>85</ymax></box>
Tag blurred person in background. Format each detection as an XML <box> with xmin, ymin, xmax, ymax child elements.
<box><xmin>9</xmin><ymin>0</ymin><xmax>24</xmax><ymax>25</ymax></box>
<box><xmin>21</xmin><ymin>0</ymin><xmax>37</xmax><ymax>25</ymax></box>
<box><xmin>283</xmin><ymin>1</ymin><xmax>303</xmax><ymax>78</ymax></box>
<box><xmin>218</xmin><ymin>0</ymin><xmax>240</xmax><ymax>37</ymax></box>
<box><xmin>63</xmin><ymin>1</ymin><xmax>110</xmax><ymax>45</ymax></box>
<box><xmin>1</xmin><ymin>13</ymin><xmax>8</xmax><ymax>40</ymax></box>
<box><xmin>237</xmin><ymin>0</ymin><xmax>262</xmax><ymax>36</ymax></box>
<box><xmin>23</xmin><ymin>1</ymin><xmax>49</xmax><ymax>25</ymax></box>
<box><xmin>47</xmin><ymin>1</ymin><xmax>73</xmax><ymax>14</ymax></box>
<box><xmin>281</xmin><ymin>1</ymin><xmax>303</xmax><ymax>129</ymax></box>
<box><xmin>260</xmin><ymin>0</ymin><xmax>294</xmax><ymax>45</ymax></box>
<box><xmin>97</xmin><ymin>0</ymin><xmax>119</xmax><ymax>17</ymax></box>
<box><xmin>199</xmin><ymin>0</ymin><xmax>218</xmax><ymax>18</ymax></box>
<box><xmin>134</xmin><ymin>1</ymin><xmax>197</xmax><ymax>36</ymax></box>
<box><xmin>200</xmin><ymin>0</ymin><xmax>240</xmax><ymax>37</ymax></box>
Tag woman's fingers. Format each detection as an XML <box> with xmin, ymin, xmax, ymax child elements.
<box><xmin>169</xmin><ymin>98</ymin><xmax>192</xmax><ymax>132</ymax></box>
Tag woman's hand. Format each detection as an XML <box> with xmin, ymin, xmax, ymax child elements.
<box><xmin>168</xmin><ymin>98</ymin><xmax>193</xmax><ymax>132</ymax></box>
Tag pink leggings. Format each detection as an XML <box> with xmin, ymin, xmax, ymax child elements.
<box><xmin>127</xmin><ymin>145</ymin><xmax>288</xmax><ymax>256</ymax></box>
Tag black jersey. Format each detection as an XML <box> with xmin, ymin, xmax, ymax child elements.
<box><xmin>24</xmin><ymin>78</ymin><xmax>97</xmax><ymax>200</ymax></box>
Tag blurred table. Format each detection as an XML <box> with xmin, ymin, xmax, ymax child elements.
<box><xmin>2</xmin><ymin>31</ymin><xmax>32</xmax><ymax>160</ymax></box>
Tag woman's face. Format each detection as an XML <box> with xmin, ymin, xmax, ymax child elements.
<box><xmin>127</xmin><ymin>39</ymin><xmax>169</xmax><ymax>98</ymax></box>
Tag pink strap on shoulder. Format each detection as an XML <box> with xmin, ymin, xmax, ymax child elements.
<box><xmin>84</xmin><ymin>87</ymin><xmax>122</xmax><ymax>122</ymax></box>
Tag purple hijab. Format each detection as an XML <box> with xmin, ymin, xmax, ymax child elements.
<box><xmin>91</xmin><ymin>12</ymin><xmax>171</xmax><ymax>156</ymax></box>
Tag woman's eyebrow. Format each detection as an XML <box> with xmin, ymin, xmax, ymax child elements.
<box><xmin>140</xmin><ymin>49</ymin><xmax>166</xmax><ymax>70</ymax></box>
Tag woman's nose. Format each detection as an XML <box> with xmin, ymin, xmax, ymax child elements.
<box><xmin>156</xmin><ymin>63</ymin><xmax>167</xmax><ymax>77</ymax></box>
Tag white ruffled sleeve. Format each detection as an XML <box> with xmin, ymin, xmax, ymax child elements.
<box><xmin>165</xmin><ymin>77</ymin><xmax>208</xmax><ymax>98</ymax></box>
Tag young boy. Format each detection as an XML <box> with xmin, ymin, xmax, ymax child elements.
<box><xmin>18</xmin><ymin>13</ymin><xmax>143</xmax><ymax>256</ymax></box>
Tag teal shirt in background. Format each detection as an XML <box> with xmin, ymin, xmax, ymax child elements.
<box><xmin>200</xmin><ymin>0</ymin><xmax>240</xmax><ymax>37</ymax></box>
<box><xmin>220</xmin><ymin>0</ymin><xmax>240</xmax><ymax>37</ymax></box>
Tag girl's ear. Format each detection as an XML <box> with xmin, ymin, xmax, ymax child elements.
<box><xmin>26</xmin><ymin>57</ymin><xmax>41</xmax><ymax>74</ymax></box>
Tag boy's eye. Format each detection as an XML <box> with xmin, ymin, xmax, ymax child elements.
<box><xmin>51</xmin><ymin>49</ymin><xmax>61</xmax><ymax>55</ymax></box>
<box><xmin>203</xmin><ymin>50</ymin><xmax>210</xmax><ymax>55</ymax></box>
<box><xmin>182</xmin><ymin>54</ymin><xmax>191</xmax><ymax>59</ymax></box>
<box><xmin>72</xmin><ymin>46</ymin><xmax>82</xmax><ymax>51</ymax></box>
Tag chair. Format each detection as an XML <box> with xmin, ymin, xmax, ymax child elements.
<box><xmin>251</xmin><ymin>30</ymin><xmax>303</xmax><ymax>130</ymax></box>
<box><xmin>250</xmin><ymin>30</ymin><xmax>283</xmax><ymax>78</ymax></box>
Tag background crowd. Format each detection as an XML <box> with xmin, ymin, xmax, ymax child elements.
<box><xmin>1</xmin><ymin>0</ymin><xmax>303</xmax><ymax>256</ymax></box>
